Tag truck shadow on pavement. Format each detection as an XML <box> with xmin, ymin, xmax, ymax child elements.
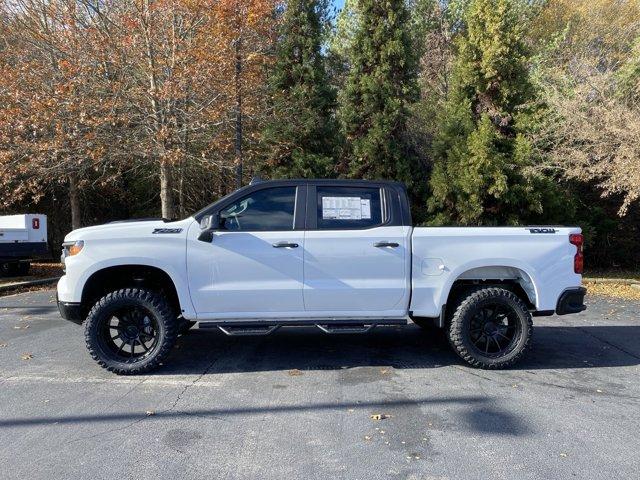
<box><xmin>0</xmin><ymin>393</ymin><xmax>532</xmax><ymax>439</ymax></box>
<box><xmin>160</xmin><ymin>324</ymin><xmax>640</xmax><ymax>375</ymax></box>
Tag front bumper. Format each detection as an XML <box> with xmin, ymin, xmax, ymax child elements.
<box><xmin>56</xmin><ymin>294</ymin><xmax>84</xmax><ymax>325</ymax></box>
<box><xmin>556</xmin><ymin>287</ymin><xmax>587</xmax><ymax>315</ymax></box>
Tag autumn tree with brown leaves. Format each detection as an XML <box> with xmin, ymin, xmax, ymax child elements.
<box><xmin>0</xmin><ymin>0</ymin><xmax>129</xmax><ymax>229</ymax></box>
<box><xmin>0</xmin><ymin>0</ymin><xmax>278</xmax><ymax>223</ymax></box>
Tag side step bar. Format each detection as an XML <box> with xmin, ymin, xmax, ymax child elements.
<box><xmin>198</xmin><ymin>318</ymin><xmax>407</xmax><ymax>337</ymax></box>
<box><xmin>217</xmin><ymin>325</ymin><xmax>280</xmax><ymax>337</ymax></box>
<box><xmin>315</xmin><ymin>324</ymin><xmax>376</xmax><ymax>334</ymax></box>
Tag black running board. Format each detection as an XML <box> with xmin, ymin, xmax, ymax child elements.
<box><xmin>198</xmin><ymin>318</ymin><xmax>407</xmax><ymax>336</ymax></box>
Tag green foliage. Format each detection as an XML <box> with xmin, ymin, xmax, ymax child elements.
<box><xmin>428</xmin><ymin>0</ymin><xmax>561</xmax><ymax>225</ymax></box>
<box><xmin>617</xmin><ymin>38</ymin><xmax>640</xmax><ymax>104</ymax></box>
<box><xmin>262</xmin><ymin>0</ymin><xmax>339</xmax><ymax>178</ymax></box>
<box><xmin>338</xmin><ymin>0</ymin><xmax>421</xmax><ymax>188</ymax></box>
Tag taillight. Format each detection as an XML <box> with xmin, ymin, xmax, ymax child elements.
<box><xmin>32</xmin><ymin>218</ymin><xmax>40</xmax><ymax>229</ymax></box>
<box><xmin>569</xmin><ymin>233</ymin><xmax>584</xmax><ymax>274</ymax></box>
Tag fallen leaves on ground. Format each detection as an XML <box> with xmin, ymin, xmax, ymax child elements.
<box><xmin>145</xmin><ymin>410</ymin><xmax>155</xmax><ymax>416</ymax></box>
<box><xmin>0</xmin><ymin>342</ymin><xmax>7</xmax><ymax>348</ymax></box>
<box><xmin>20</xmin><ymin>353</ymin><xmax>33</xmax><ymax>360</ymax></box>
<box><xmin>287</xmin><ymin>369</ymin><xmax>303</xmax><ymax>376</ymax></box>
<box><xmin>370</xmin><ymin>413</ymin><xmax>391</xmax><ymax>421</ymax></box>
<box><xmin>0</xmin><ymin>262</ymin><xmax>64</xmax><ymax>297</ymax></box>
<box><xmin>584</xmin><ymin>282</ymin><xmax>640</xmax><ymax>300</ymax></box>
<box><xmin>13</xmin><ymin>325</ymin><xmax>29</xmax><ymax>330</ymax></box>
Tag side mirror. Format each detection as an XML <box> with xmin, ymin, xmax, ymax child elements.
<box><xmin>198</xmin><ymin>214</ymin><xmax>220</xmax><ymax>242</ymax></box>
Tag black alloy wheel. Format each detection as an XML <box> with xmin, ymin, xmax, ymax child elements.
<box><xmin>99</xmin><ymin>305</ymin><xmax>160</xmax><ymax>361</ymax></box>
<box><xmin>468</xmin><ymin>302</ymin><xmax>520</xmax><ymax>358</ymax></box>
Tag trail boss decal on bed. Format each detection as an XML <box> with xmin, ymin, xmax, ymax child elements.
<box><xmin>152</xmin><ymin>228</ymin><xmax>183</xmax><ymax>234</ymax></box>
<box><xmin>529</xmin><ymin>228</ymin><xmax>556</xmax><ymax>234</ymax></box>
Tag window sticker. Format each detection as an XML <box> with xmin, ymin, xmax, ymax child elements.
<box><xmin>322</xmin><ymin>196</ymin><xmax>372</xmax><ymax>220</ymax></box>
<box><xmin>360</xmin><ymin>199</ymin><xmax>371</xmax><ymax>219</ymax></box>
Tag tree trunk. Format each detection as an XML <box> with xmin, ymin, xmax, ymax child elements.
<box><xmin>178</xmin><ymin>160</ymin><xmax>185</xmax><ymax>218</ymax></box>
<box><xmin>69</xmin><ymin>174</ymin><xmax>81</xmax><ymax>230</ymax></box>
<box><xmin>234</xmin><ymin>38</ymin><xmax>243</xmax><ymax>189</ymax></box>
<box><xmin>160</xmin><ymin>158</ymin><xmax>175</xmax><ymax>219</ymax></box>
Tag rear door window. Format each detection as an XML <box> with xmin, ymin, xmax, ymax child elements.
<box><xmin>316</xmin><ymin>186</ymin><xmax>383</xmax><ymax>230</ymax></box>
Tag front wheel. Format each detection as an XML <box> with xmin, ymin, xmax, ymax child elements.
<box><xmin>447</xmin><ymin>287</ymin><xmax>532</xmax><ymax>369</ymax></box>
<box><xmin>84</xmin><ymin>288</ymin><xmax>178</xmax><ymax>375</ymax></box>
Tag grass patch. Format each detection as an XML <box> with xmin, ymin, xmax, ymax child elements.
<box><xmin>584</xmin><ymin>270</ymin><xmax>640</xmax><ymax>281</ymax></box>
<box><xmin>584</xmin><ymin>282</ymin><xmax>640</xmax><ymax>300</ymax></box>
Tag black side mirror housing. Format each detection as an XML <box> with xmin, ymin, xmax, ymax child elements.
<box><xmin>198</xmin><ymin>214</ymin><xmax>220</xmax><ymax>242</ymax></box>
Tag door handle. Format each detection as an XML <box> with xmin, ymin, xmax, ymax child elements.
<box><xmin>374</xmin><ymin>241</ymin><xmax>400</xmax><ymax>248</ymax></box>
<box><xmin>272</xmin><ymin>242</ymin><xmax>299</xmax><ymax>248</ymax></box>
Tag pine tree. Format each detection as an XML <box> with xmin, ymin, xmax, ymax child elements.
<box><xmin>262</xmin><ymin>0</ymin><xmax>338</xmax><ymax>178</ymax></box>
<box><xmin>338</xmin><ymin>0</ymin><xmax>419</xmax><ymax>185</ymax></box>
<box><xmin>428</xmin><ymin>0</ymin><xmax>546</xmax><ymax>225</ymax></box>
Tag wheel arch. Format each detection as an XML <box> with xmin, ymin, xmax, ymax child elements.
<box><xmin>439</xmin><ymin>261</ymin><xmax>540</xmax><ymax>315</ymax></box>
<box><xmin>80</xmin><ymin>264</ymin><xmax>184</xmax><ymax>318</ymax></box>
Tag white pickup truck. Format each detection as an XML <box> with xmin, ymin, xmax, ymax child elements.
<box><xmin>57</xmin><ymin>179</ymin><xmax>586</xmax><ymax>374</ymax></box>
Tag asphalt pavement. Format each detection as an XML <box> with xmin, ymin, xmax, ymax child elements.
<box><xmin>0</xmin><ymin>289</ymin><xmax>639</xmax><ymax>480</ymax></box>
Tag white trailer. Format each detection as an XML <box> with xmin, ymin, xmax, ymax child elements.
<box><xmin>0</xmin><ymin>214</ymin><xmax>48</xmax><ymax>276</ymax></box>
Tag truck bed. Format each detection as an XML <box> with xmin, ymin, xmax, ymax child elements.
<box><xmin>409</xmin><ymin>226</ymin><xmax>582</xmax><ymax>318</ymax></box>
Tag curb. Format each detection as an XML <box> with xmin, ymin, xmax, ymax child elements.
<box><xmin>0</xmin><ymin>277</ymin><xmax>61</xmax><ymax>294</ymax></box>
<box><xmin>583</xmin><ymin>277</ymin><xmax>640</xmax><ymax>285</ymax></box>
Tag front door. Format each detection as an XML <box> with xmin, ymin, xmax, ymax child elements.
<box><xmin>303</xmin><ymin>185</ymin><xmax>410</xmax><ymax>316</ymax></box>
<box><xmin>187</xmin><ymin>185</ymin><xmax>305</xmax><ymax>319</ymax></box>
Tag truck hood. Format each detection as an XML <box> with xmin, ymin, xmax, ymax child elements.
<box><xmin>63</xmin><ymin>217</ymin><xmax>196</xmax><ymax>242</ymax></box>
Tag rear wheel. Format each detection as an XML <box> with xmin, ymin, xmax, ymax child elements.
<box><xmin>447</xmin><ymin>287</ymin><xmax>532</xmax><ymax>369</ymax></box>
<box><xmin>84</xmin><ymin>288</ymin><xmax>178</xmax><ymax>375</ymax></box>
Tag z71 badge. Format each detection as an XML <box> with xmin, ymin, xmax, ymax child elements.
<box><xmin>152</xmin><ymin>228</ymin><xmax>183</xmax><ymax>234</ymax></box>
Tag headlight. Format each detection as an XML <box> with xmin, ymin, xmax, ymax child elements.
<box><xmin>62</xmin><ymin>240</ymin><xmax>84</xmax><ymax>260</ymax></box>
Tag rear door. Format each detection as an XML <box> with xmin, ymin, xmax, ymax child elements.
<box><xmin>302</xmin><ymin>184</ymin><xmax>411</xmax><ymax>316</ymax></box>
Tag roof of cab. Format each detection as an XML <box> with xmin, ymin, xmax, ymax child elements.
<box><xmin>249</xmin><ymin>178</ymin><xmax>406</xmax><ymax>187</ymax></box>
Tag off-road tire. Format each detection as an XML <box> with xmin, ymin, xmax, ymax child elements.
<box><xmin>447</xmin><ymin>287</ymin><xmax>532</xmax><ymax>369</ymax></box>
<box><xmin>84</xmin><ymin>288</ymin><xmax>177</xmax><ymax>375</ymax></box>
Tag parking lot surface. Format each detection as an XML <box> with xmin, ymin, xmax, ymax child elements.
<box><xmin>1</xmin><ymin>289</ymin><xmax>639</xmax><ymax>480</ymax></box>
